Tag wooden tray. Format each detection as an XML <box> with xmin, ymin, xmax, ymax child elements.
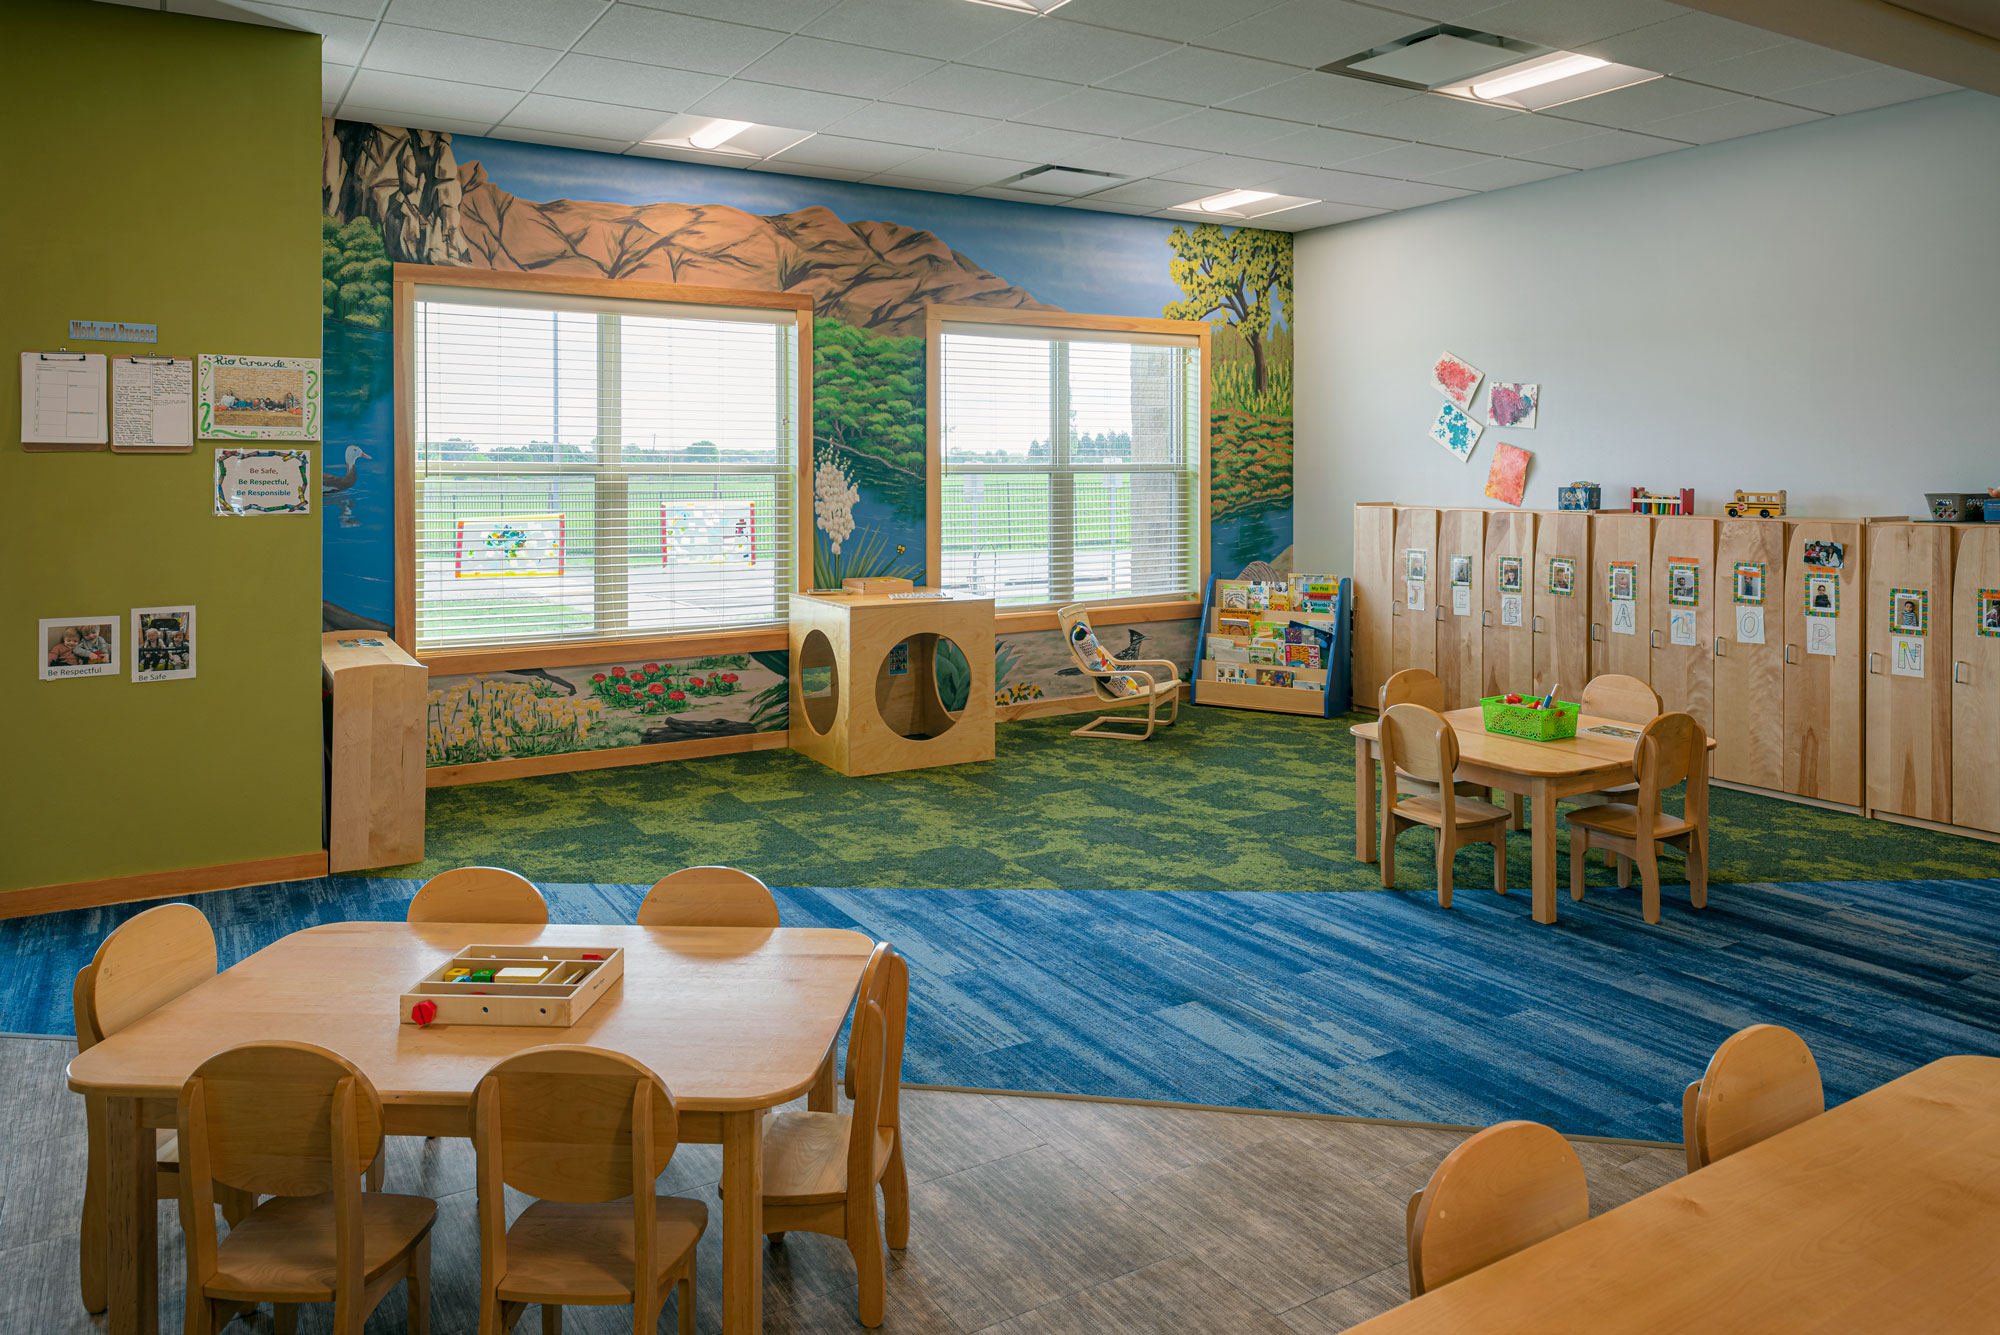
<box><xmin>401</xmin><ymin>944</ymin><xmax>623</xmax><ymax>1027</ymax></box>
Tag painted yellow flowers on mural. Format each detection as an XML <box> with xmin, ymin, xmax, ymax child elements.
<box><xmin>427</xmin><ymin>677</ymin><xmax>604</xmax><ymax>765</ymax></box>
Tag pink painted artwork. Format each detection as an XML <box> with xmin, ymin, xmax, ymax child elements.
<box><xmin>1487</xmin><ymin>381</ymin><xmax>1538</xmax><ymax>428</ymax></box>
<box><xmin>1431</xmin><ymin>351</ymin><xmax>1483</xmax><ymax>409</ymax></box>
<box><xmin>1485</xmin><ymin>441</ymin><xmax>1533</xmax><ymax>507</ymax></box>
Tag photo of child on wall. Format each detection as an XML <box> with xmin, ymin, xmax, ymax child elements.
<box><xmin>41</xmin><ymin>616</ymin><xmax>119</xmax><ymax>679</ymax></box>
<box><xmin>133</xmin><ymin>607</ymin><xmax>196</xmax><ymax>682</ymax></box>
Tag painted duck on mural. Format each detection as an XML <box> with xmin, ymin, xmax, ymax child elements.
<box><xmin>325</xmin><ymin>445</ymin><xmax>370</xmax><ymax>527</ymax></box>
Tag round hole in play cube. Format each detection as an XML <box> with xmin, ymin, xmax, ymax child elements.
<box><xmin>799</xmin><ymin>629</ymin><xmax>839</xmax><ymax>736</ymax></box>
<box><xmin>873</xmin><ymin>633</ymin><xmax>966</xmax><ymax>740</ymax></box>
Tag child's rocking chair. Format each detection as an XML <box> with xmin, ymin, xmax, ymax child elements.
<box><xmin>1058</xmin><ymin>603</ymin><xmax>1183</xmax><ymax>741</ymax></box>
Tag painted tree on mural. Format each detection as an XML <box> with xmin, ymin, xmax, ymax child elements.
<box><xmin>1163</xmin><ymin>223</ymin><xmax>1293</xmax><ymax>396</ymax></box>
<box><xmin>813</xmin><ymin>319</ymin><xmax>926</xmax><ymax>478</ymax></box>
<box><xmin>322</xmin><ymin>215</ymin><xmax>392</xmax><ymax>328</ymax></box>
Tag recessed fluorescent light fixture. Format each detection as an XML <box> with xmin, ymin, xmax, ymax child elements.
<box><xmin>1175</xmin><ymin>189</ymin><xmax>1319</xmax><ymax>220</ymax></box>
<box><xmin>687</xmin><ymin>118</ymin><xmax>752</xmax><ymax>151</ymax></box>
<box><xmin>964</xmin><ymin>0</ymin><xmax>1071</xmax><ymax>13</ymax></box>
<box><xmin>1436</xmin><ymin>51</ymin><xmax>1660</xmax><ymax>111</ymax></box>
<box><xmin>641</xmin><ymin>115</ymin><xmax>813</xmax><ymax>161</ymax></box>
<box><xmin>1194</xmin><ymin>189</ymin><xmax>1275</xmax><ymax>213</ymax></box>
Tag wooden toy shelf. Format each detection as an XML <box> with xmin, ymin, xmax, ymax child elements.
<box><xmin>401</xmin><ymin>944</ymin><xmax>623</xmax><ymax>1027</ymax></box>
<box><xmin>1190</xmin><ymin>575</ymin><xmax>1354</xmax><ymax>717</ymax></box>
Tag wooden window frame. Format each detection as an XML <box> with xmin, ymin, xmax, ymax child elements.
<box><xmin>924</xmin><ymin>304</ymin><xmax>1211</xmax><ymax>633</ymax></box>
<box><xmin>392</xmin><ymin>264</ymin><xmax>814</xmax><ymax>673</ymax></box>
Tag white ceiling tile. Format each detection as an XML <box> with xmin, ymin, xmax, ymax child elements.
<box><xmin>1050</xmin><ymin>0</ymin><xmax>1284</xmax><ymax>43</ymax></box>
<box><xmin>361</xmin><ymin>24</ymin><xmax>563</xmax><ymax>90</ymax></box>
<box><xmin>619</xmin><ymin>0</ymin><xmax>837</xmax><ymax>28</ymax></box>
<box><xmin>239</xmin><ymin>0</ymin><xmax>384</xmax><ymax>16</ymax></box>
<box><xmin>1016</xmin><ymin>88</ymin><xmax>1194</xmax><ymax>137</ymax></box>
<box><xmin>1675</xmin><ymin>42</ymin><xmax>1878</xmax><ymax>98</ymax></box>
<box><xmin>828</xmin><ymin>100</ymin><xmax>996</xmax><ymax>148</ymax></box>
<box><xmin>763</xmin><ymin>133</ymin><xmax>923</xmax><ymax>172</ymax></box>
<box><xmin>1578</xmin><ymin>13</ymin><xmax>1791</xmax><ymax>75</ymax></box>
<box><xmin>1428</xmin><ymin>109</ymin><xmax>1604</xmax><ymax>154</ymax></box>
<box><xmin>886</xmin><ymin>65</ymin><xmax>1077</xmax><ymax>119</ymax></box>
<box><xmin>1099</xmin><ymin>47</ymin><xmax>1301</xmax><ymax>103</ymax></box>
<box><xmin>1341</xmin><ymin>141</ymin><xmax>1492</xmax><ymax>179</ymax></box>
<box><xmin>1254</xmin><ymin>200</ymin><xmax>1389</xmax><ymax>229</ymax></box>
<box><xmin>1063</xmin><ymin>139</ymin><xmax>1214</xmax><ymax>176</ymax></box>
<box><xmin>737</xmin><ymin>35</ymin><xmax>939</xmax><ymax>98</ymax></box>
<box><xmin>1551</xmin><ymin>76</ymin><xmax>1742</xmax><ymax>130</ymax></box>
<box><xmin>169</xmin><ymin>1</ymin><xmax>378</xmax><ymax>64</ymax></box>
<box><xmin>573</xmin><ymin>6</ymin><xmax>786</xmax><ymax>76</ymax></box>
<box><xmin>1081</xmin><ymin>178</ymin><xmax>1217</xmax><ymax>207</ymax></box>
<box><xmin>961</xmin><ymin>18</ymin><xmax>1175</xmax><ymax>84</ymax></box>
<box><xmin>1640</xmin><ymin>97</ymin><xmax>1824</xmax><ymax>144</ymax></box>
<box><xmin>337</xmin><ymin>104</ymin><xmax>497</xmax><ymax>134</ymax></box>
<box><xmin>1522</xmin><ymin>127</ymin><xmax>1686</xmax><ymax>169</ymax></box>
<box><xmin>1368</xmin><ymin>0</ymin><xmax>1502</xmax><ymax>18</ymax></box>
<box><xmin>685</xmin><ymin>79</ymin><xmax>868</xmax><ymax>129</ymax></box>
<box><xmin>1199</xmin><ymin>1</ymin><xmax>1423</xmax><ymax>68</ymax></box>
<box><xmin>800</xmin><ymin>0</ymin><xmax>1027</xmax><ymax>60</ymax></box>
<box><xmin>1420</xmin><ymin>155</ymin><xmax>1574</xmax><ymax>190</ymax></box>
<box><xmin>344</xmin><ymin>68</ymin><xmax>522</xmax><ymax>121</ymax></box>
<box><xmin>964</xmin><ymin>185</ymin><xmax>1069</xmax><ymax>204</ymax></box>
<box><xmin>1152</xmin><ymin>154</ymin><xmax>1293</xmax><ymax>189</ymax></box>
<box><xmin>884</xmin><ymin>149</ymin><xmax>1038</xmax><ymax>185</ymax></box>
<box><xmin>1773</xmin><ymin>67</ymin><xmax>1958</xmax><ymax>115</ymax></box>
<box><xmin>1331</xmin><ymin>93</ymin><xmax>1517</xmax><ymax>148</ymax></box>
<box><xmin>1044</xmin><ymin>195</ymin><xmax>1158</xmax><ymax>215</ymax></box>
<box><xmin>1465</xmin><ymin>0</ymin><xmax>1681</xmax><ymax>48</ymax></box>
<box><xmin>945</xmin><ymin>120</ymin><xmax>1116</xmax><ymax>166</ymax></box>
<box><xmin>382</xmin><ymin>0</ymin><xmax>609</xmax><ymax>48</ymax></box>
<box><xmin>625</xmin><ymin>141</ymin><xmax>752</xmax><ymax>167</ymax></box>
<box><xmin>1132</xmin><ymin>108</ymin><xmax>1308</xmax><ymax>154</ymax></box>
<box><xmin>534</xmin><ymin>54</ymin><xmax>723</xmax><ymax>113</ymax></box>
<box><xmin>488</xmin><ymin>126</ymin><xmax>635</xmax><ymax>153</ymax></box>
<box><xmin>751</xmin><ymin>159</ymin><xmax>874</xmax><ymax>182</ymax></box>
<box><xmin>1218</xmin><ymin>72</ymin><xmax>1419</xmax><ymax>124</ymax></box>
<box><xmin>498</xmin><ymin>92</ymin><xmax>669</xmax><ymax>140</ymax></box>
<box><xmin>1258</xmin><ymin>125</ymin><xmax>1405</xmax><ymax>169</ymax></box>
<box><xmin>861</xmin><ymin>174</ymin><xmax>970</xmax><ymax>195</ymax></box>
<box><xmin>1251</xmin><ymin>167</ymin><xmax>1473</xmax><ymax>209</ymax></box>
<box><xmin>322</xmin><ymin>62</ymin><xmax>354</xmax><ymax>101</ymax></box>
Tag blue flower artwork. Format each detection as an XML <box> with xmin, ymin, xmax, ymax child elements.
<box><xmin>1429</xmin><ymin>401</ymin><xmax>1483</xmax><ymax>462</ymax></box>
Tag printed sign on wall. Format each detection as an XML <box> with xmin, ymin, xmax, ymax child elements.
<box><xmin>454</xmin><ymin>514</ymin><xmax>565</xmax><ymax>578</ymax></box>
<box><xmin>214</xmin><ymin>448</ymin><xmax>310</xmax><ymax>515</ymax></box>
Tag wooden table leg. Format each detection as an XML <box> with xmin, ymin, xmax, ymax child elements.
<box><xmin>104</xmin><ymin>1096</ymin><xmax>157</xmax><ymax>1335</ymax></box>
<box><xmin>1529</xmin><ymin>778</ymin><xmax>1557</xmax><ymax>924</ymax></box>
<box><xmin>1355</xmin><ymin>736</ymin><xmax>1378</xmax><ymax>863</ymax></box>
<box><xmin>720</xmin><ymin>1108</ymin><xmax>765</xmax><ymax>1335</ymax></box>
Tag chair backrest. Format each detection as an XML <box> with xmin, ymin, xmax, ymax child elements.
<box><xmin>636</xmin><ymin>866</ymin><xmax>780</xmax><ymax>928</ymax></box>
<box><xmin>1379</xmin><ymin>668</ymin><xmax>1446</xmax><ymax>713</ymax></box>
<box><xmin>407</xmin><ymin>867</ymin><xmax>548</xmax><ymax>925</ymax></box>
<box><xmin>83</xmin><ymin>902</ymin><xmax>218</xmax><ymax>1045</ymax></box>
<box><xmin>1634</xmin><ymin>712</ymin><xmax>1706</xmax><ymax>819</ymax></box>
<box><xmin>1580</xmin><ymin>674</ymin><xmax>1660</xmax><ymax>724</ymax></box>
<box><xmin>1685</xmin><ymin>1024</ymin><xmax>1824</xmax><ymax>1169</ymax></box>
<box><xmin>473</xmin><ymin>1046</ymin><xmax>678</xmax><ymax>1204</ymax></box>
<box><xmin>1379</xmin><ymin>702</ymin><xmax>1459</xmax><ymax>790</ymax></box>
<box><xmin>1406</xmin><ymin>1120</ymin><xmax>1588</xmax><ymax>1297</ymax></box>
<box><xmin>845</xmin><ymin>1001</ymin><xmax>888</xmax><ymax>1204</ymax></box>
<box><xmin>843</xmin><ymin>945</ymin><xmax>909</xmax><ymax>1134</ymax></box>
<box><xmin>1058</xmin><ymin>602</ymin><xmax>1140</xmax><ymax>699</ymax></box>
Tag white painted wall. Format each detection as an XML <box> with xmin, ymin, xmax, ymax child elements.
<box><xmin>1294</xmin><ymin>90</ymin><xmax>2000</xmax><ymax>579</ymax></box>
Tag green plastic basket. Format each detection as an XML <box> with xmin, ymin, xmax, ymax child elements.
<box><xmin>1479</xmin><ymin>695</ymin><xmax>1580</xmax><ymax>741</ymax></box>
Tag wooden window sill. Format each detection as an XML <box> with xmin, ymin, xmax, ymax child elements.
<box><xmin>993</xmin><ymin>599</ymin><xmax>1203</xmax><ymax>633</ymax></box>
<box><xmin>414</xmin><ymin>627</ymin><xmax>788</xmax><ymax>675</ymax></box>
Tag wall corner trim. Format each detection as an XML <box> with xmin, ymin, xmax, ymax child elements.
<box><xmin>2</xmin><ymin>852</ymin><xmax>331</xmax><ymax>921</ymax></box>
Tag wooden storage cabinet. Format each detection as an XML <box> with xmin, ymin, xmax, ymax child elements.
<box><xmin>1651</xmin><ymin>517</ymin><xmax>1716</xmax><ymax>733</ymax></box>
<box><xmin>321</xmin><ymin>633</ymin><xmax>426</xmax><ymax>873</ymax></box>
<box><xmin>1712</xmin><ymin>519</ymin><xmax>1788</xmax><ymax>789</ymax></box>
<box><xmin>1392</xmin><ymin>507</ymin><xmax>1440</xmax><ymax>678</ymax></box>
<box><xmin>1866</xmin><ymin>523</ymin><xmax>1953</xmax><ymax>822</ymax></box>
<box><xmin>1590</xmin><ymin>514</ymin><xmax>1653</xmax><ymax>685</ymax></box>
<box><xmin>1482</xmin><ymin>510</ymin><xmax>1535</xmax><ymax>701</ymax></box>
<box><xmin>1951</xmin><ymin>526</ymin><xmax>2000</xmax><ymax>833</ymax></box>
<box><xmin>1437</xmin><ymin>509</ymin><xmax>1486</xmax><ymax>710</ymax></box>
<box><xmin>1782</xmin><ymin>521</ymin><xmax>1863</xmax><ymax>806</ymax></box>
<box><xmin>1353</xmin><ymin>503</ymin><xmax>1396</xmax><ymax>709</ymax></box>
<box><xmin>1532</xmin><ymin>511</ymin><xmax>1588</xmax><ymax>699</ymax></box>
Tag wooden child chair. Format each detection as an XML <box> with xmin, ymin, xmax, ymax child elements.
<box><xmin>1405</xmin><ymin>1120</ymin><xmax>1589</xmax><ymax>1297</ymax></box>
<box><xmin>174</xmin><ymin>1041</ymin><xmax>436</xmax><ymax>1335</ymax></box>
<box><xmin>837</xmin><ymin>945</ymin><xmax>911</xmax><ymax>1251</ymax></box>
<box><xmin>1682</xmin><ymin>1024</ymin><xmax>1824</xmax><ymax>1172</ymax></box>
<box><xmin>761</xmin><ymin>998</ymin><xmax>899</xmax><ymax>1327</ymax></box>
<box><xmin>635</xmin><ymin>866</ymin><xmax>780</xmax><ymax>928</ymax></box>
<box><xmin>1377</xmin><ymin>703</ymin><xmax>1510</xmax><ymax>907</ymax></box>
<box><xmin>472</xmin><ymin>1046</ymin><xmax>707</xmax><ymax>1335</ymax></box>
<box><xmin>1057</xmin><ymin>602</ymin><xmax>1181</xmax><ymax>741</ymax></box>
<box><xmin>1564</xmin><ymin>711</ymin><xmax>1710</xmax><ymax>924</ymax></box>
<box><xmin>1565</xmin><ymin>674</ymin><xmax>1663</xmax><ymax>821</ymax></box>
<box><xmin>407</xmin><ymin>866</ymin><xmax>549</xmax><ymax>924</ymax></box>
<box><xmin>75</xmin><ymin>903</ymin><xmax>253</xmax><ymax>1314</ymax></box>
<box><xmin>1379</xmin><ymin>669</ymin><xmax>1499</xmax><ymax>806</ymax></box>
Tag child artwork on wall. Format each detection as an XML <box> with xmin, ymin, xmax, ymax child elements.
<box><xmin>1430</xmin><ymin>351</ymin><xmax>1483</xmax><ymax>409</ymax></box>
<box><xmin>1487</xmin><ymin>382</ymin><xmax>1538</xmax><ymax>428</ymax></box>
<box><xmin>1484</xmin><ymin>441</ymin><xmax>1532</xmax><ymax>507</ymax></box>
<box><xmin>1429</xmin><ymin>402</ymin><xmax>1483</xmax><ymax>462</ymax></box>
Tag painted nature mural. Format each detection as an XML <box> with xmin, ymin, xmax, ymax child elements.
<box><xmin>320</xmin><ymin>122</ymin><xmax>1289</xmax><ymax>766</ymax></box>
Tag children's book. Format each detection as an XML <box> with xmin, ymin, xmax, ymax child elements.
<box><xmin>1218</xmin><ymin>616</ymin><xmax>1252</xmax><ymax>637</ymax></box>
<box><xmin>1255</xmin><ymin>667</ymin><xmax>1296</xmax><ymax>688</ymax></box>
<box><xmin>1219</xmin><ymin>580</ymin><xmax>1250</xmax><ymax>610</ymax></box>
<box><xmin>1211</xmin><ymin>643</ymin><xmax>1248</xmax><ymax>664</ymax></box>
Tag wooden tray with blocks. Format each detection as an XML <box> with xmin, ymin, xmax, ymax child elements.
<box><xmin>401</xmin><ymin>944</ymin><xmax>624</xmax><ymax>1027</ymax></box>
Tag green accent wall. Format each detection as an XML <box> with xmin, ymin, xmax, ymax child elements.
<box><xmin>0</xmin><ymin>2</ymin><xmax>324</xmax><ymax>894</ymax></box>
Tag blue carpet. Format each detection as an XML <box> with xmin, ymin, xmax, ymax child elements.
<box><xmin>9</xmin><ymin>876</ymin><xmax>1999</xmax><ymax>1142</ymax></box>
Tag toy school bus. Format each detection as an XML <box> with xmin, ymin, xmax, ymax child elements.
<box><xmin>1725</xmin><ymin>490</ymin><xmax>1787</xmax><ymax>518</ymax></box>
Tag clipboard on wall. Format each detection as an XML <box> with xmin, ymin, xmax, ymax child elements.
<box><xmin>110</xmin><ymin>354</ymin><xmax>195</xmax><ymax>452</ymax></box>
<box><xmin>20</xmin><ymin>350</ymin><xmax>108</xmax><ymax>451</ymax></box>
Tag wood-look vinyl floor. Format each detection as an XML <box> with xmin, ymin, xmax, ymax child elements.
<box><xmin>1</xmin><ymin>1036</ymin><xmax>1683</xmax><ymax>1335</ymax></box>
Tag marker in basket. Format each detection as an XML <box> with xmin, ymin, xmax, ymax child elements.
<box><xmin>1540</xmin><ymin>683</ymin><xmax>1559</xmax><ymax>711</ymax></box>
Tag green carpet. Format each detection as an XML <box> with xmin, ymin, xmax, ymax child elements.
<box><xmin>377</xmin><ymin>706</ymin><xmax>2000</xmax><ymax>891</ymax></box>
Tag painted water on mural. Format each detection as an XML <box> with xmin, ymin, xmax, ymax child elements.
<box><xmin>322</xmin><ymin>317</ymin><xmax>393</xmax><ymax>629</ymax></box>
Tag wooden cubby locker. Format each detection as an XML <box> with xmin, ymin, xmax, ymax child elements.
<box><xmin>1781</xmin><ymin>520</ymin><xmax>1864</xmax><ymax>807</ymax></box>
<box><xmin>1712</xmin><ymin>517</ymin><xmax>1789</xmax><ymax>791</ymax></box>
<box><xmin>1651</xmin><ymin>515</ymin><xmax>1717</xmax><ymax>733</ymax></box>
<box><xmin>1590</xmin><ymin>512</ymin><xmax>1654</xmax><ymax>686</ymax></box>
<box><xmin>1391</xmin><ymin>506</ymin><xmax>1440</xmax><ymax>680</ymax></box>
<box><xmin>1482</xmin><ymin>509</ymin><xmax>1535</xmax><ymax>704</ymax></box>
<box><xmin>1951</xmin><ymin>523</ymin><xmax>2000</xmax><ymax>833</ymax></box>
<box><xmin>1437</xmin><ymin>509</ymin><xmax>1487</xmax><ymax>709</ymax></box>
<box><xmin>1532</xmin><ymin>510</ymin><xmax>1589</xmax><ymax>700</ymax></box>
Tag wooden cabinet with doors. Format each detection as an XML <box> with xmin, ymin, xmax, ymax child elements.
<box><xmin>1866</xmin><ymin>522</ymin><xmax>1953</xmax><ymax>822</ymax></box>
<box><xmin>1590</xmin><ymin>513</ymin><xmax>1654</xmax><ymax>686</ymax></box>
<box><xmin>1782</xmin><ymin>520</ymin><xmax>1864</xmax><ymax>807</ymax></box>
<box><xmin>1483</xmin><ymin>510</ymin><xmax>1535</xmax><ymax>702</ymax></box>
<box><xmin>1950</xmin><ymin>525</ymin><xmax>2000</xmax><ymax>833</ymax></box>
<box><xmin>1532</xmin><ymin>511</ymin><xmax>1588</xmax><ymax>700</ymax></box>
<box><xmin>1392</xmin><ymin>507</ymin><xmax>1440</xmax><ymax>679</ymax></box>
<box><xmin>1651</xmin><ymin>517</ymin><xmax>1717</xmax><ymax>732</ymax></box>
<box><xmin>1436</xmin><ymin>509</ymin><xmax>1486</xmax><ymax>709</ymax></box>
<box><xmin>1352</xmin><ymin>503</ymin><xmax>1396</xmax><ymax>709</ymax></box>
<box><xmin>1711</xmin><ymin>519</ymin><xmax>1788</xmax><ymax>790</ymax></box>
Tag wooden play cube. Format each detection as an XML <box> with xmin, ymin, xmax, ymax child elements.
<box><xmin>789</xmin><ymin>590</ymin><xmax>996</xmax><ymax>776</ymax></box>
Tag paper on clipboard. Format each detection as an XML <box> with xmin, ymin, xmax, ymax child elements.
<box><xmin>20</xmin><ymin>351</ymin><xmax>108</xmax><ymax>447</ymax></box>
<box><xmin>111</xmin><ymin>356</ymin><xmax>194</xmax><ymax>451</ymax></box>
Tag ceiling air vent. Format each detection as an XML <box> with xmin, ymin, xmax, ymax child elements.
<box><xmin>1320</xmin><ymin>26</ymin><xmax>1542</xmax><ymax>90</ymax></box>
<box><xmin>1001</xmin><ymin>165</ymin><xmax>1125</xmax><ymax>196</ymax></box>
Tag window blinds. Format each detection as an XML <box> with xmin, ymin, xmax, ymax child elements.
<box><xmin>937</xmin><ymin>324</ymin><xmax>1201</xmax><ymax>609</ymax></box>
<box><xmin>411</xmin><ymin>285</ymin><xmax>798</xmax><ymax>653</ymax></box>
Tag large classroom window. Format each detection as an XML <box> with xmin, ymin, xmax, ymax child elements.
<box><xmin>934</xmin><ymin>315</ymin><xmax>1205</xmax><ymax>609</ymax></box>
<box><xmin>406</xmin><ymin>279</ymin><xmax>803</xmax><ymax>654</ymax></box>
